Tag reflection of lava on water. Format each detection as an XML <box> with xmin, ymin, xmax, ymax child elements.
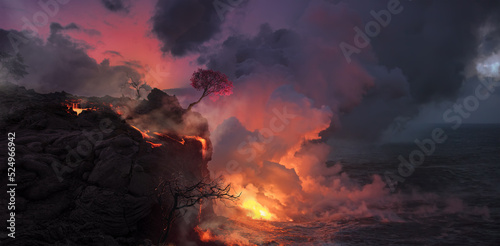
<box><xmin>194</xmin><ymin>216</ymin><xmax>344</xmax><ymax>245</ymax></box>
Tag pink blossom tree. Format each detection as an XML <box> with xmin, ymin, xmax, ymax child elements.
<box><xmin>187</xmin><ymin>68</ymin><xmax>233</xmax><ymax>111</ymax></box>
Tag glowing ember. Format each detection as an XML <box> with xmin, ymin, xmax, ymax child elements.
<box><xmin>153</xmin><ymin>132</ymin><xmax>185</xmax><ymax>144</ymax></box>
<box><xmin>195</xmin><ymin>226</ymin><xmax>215</xmax><ymax>242</ymax></box>
<box><xmin>64</xmin><ymin>102</ymin><xmax>96</xmax><ymax>115</ymax></box>
<box><xmin>154</xmin><ymin>133</ymin><xmax>208</xmax><ymax>158</ymax></box>
<box><xmin>70</xmin><ymin>103</ymin><xmax>83</xmax><ymax>115</ymax></box>
<box><xmin>110</xmin><ymin>104</ymin><xmax>123</xmax><ymax>115</ymax></box>
<box><xmin>131</xmin><ymin>125</ymin><xmax>153</xmax><ymax>139</ymax></box>
<box><xmin>184</xmin><ymin>136</ymin><xmax>208</xmax><ymax>158</ymax></box>
<box><xmin>241</xmin><ymin>199</ymin><xmax>276</xmax><ymax>221</ymax></box>
<box><xmin>146</xmin><ymin>141</ymin><xmax>162</xmax><ymax>148</ymax></box>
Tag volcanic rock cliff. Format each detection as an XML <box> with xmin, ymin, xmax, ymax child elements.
<box><xmin>0</xmin><ymin>83</ymin><xmax>212</xmax><ymax>245</ymax></box>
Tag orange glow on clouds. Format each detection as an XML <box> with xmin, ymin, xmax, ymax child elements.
<box><xmin>195</xmin><ymin>226</ymin><xmax>216</xmax><ymax>243</ymax></box>
<box><xmin>0</xmin><ymin>1</ymin><xmax>200</xmax><ymax>90</ymax></box>
<box><xmin>241</xmin><ymin>199</ymin><xmax>277</xmax><ymax>221</ymax></box>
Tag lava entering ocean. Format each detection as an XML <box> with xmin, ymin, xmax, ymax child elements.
<box><xmin>194</xmin><ymin>226</ymin><xmax>215</xmax><ymax>243</ymax></box>
<box><xmin>241</xmin><ymin>199</ymin><xmax>276</xmax><ymax>221</ymax></box>
<box><xmin>60</xmin><ymin>92</ymin><xmax>384</xmax><ymax>245</ymax></box>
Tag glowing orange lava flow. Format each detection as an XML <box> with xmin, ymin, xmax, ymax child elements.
<box><xmin>184</xmin><ymin>136</ymin><xmax>208</xmax><ymax>158</ymax></box>
<box><xmin>63</xmin><ymin>102</ymin><xmax>96</xmax><ymax>115</ymax></box>
<box><xmin>131</xmin><ymin>125</ymin><xmax>153</xmax><ymax>139</ymax></box>
<box><xmin>153</xmin><ymin>132</ymin><xmax>185</xmax><ymax>144</ymax></box>
<box><xmin>131</xmin><ymin>128</ymin><xmax>208</xmax><ymax>155</ymax></box>
<box><xmin>146</xmin><ymin>141</ymin><xmax>162</xmax><ymax>148</ymax></box>
<box><xmin>195</xmin><ymin>226</ymin><xmax>215</xmax><ymax>242</ymax></box>
<box><xmin>154</xmin><ymin>133</ymin><xmax>208</xmax><ymax>158</ymax></box>
<box><xmin>109</xmin><ymin>103</ymin><xmax>123</xmax><ymax>115</ymax></box>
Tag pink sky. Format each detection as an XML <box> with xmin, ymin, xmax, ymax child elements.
<box><xmin>0</xmin><ymin>0</ymin><xmax>199</xmax><ymax>89</ymax></box>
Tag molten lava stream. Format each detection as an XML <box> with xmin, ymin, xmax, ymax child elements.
<box><xmin>146</xmin><ymin>141</ymin><xmax>162</xmax><ymax>148</ymax></box>
<box><xmin>153</xmin><ymin>132</ymin><xmax>185</xmax><ymax>144</ymax></box>
<box><xmin>184</xmin><ymin>136</ymin><xmax>208</xmax><ymax>158</ymax></box>
<box><xmin>195</xmin><ymin>226</ymin><xmax>216</xmax><ymax>243</ymax></box>
<box><xmin>154</xmin><ymin>133</ymin><xmax>208</xmax><ymax>158</ymax></box>
<box><xmin>70</xmin><ymin>103</ymin><xmax>83</xmax><ymax>115</ymax></box>
<box><xmin>194</xmin><ymin>197</ymin><xmax>286</xmax><ymax>244</ymax></box>
<box><xmin>131</xmin><ymin>125</ymin><xmax>153</xmax><ymax>139</ymax></box>
<box><xmin>195</xmin><ymin>214</ymin><xmax>289</xmax><ymax>245</ymax></box>
<box><xmin>109</xmin><ymin>103</ymin><xmax>123</xmax><ymax>115</ymax></box>
<box><xmin>63</xmin><ymin>100</ymin><xmax>98</xmax><ymax>115</ymax></box>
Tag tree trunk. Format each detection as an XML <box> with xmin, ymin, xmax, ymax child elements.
<box><xmin>136</xmin><ymin>88</ymin><xmax>141</xmax><ymax>100</ymax></box>
<box><xmin>187</xmin><ymin>89</ymin><xmax>207</xmax><ymax>111</ymax></box>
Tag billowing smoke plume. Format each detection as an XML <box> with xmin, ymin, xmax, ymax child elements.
<box><xmin>475</xmin><ymin>18</ymin><xmax>500</xmax><ymax>79</ymax></box>
<box><xmin>153</xmin><ymin>1</ymin><xmax>497</xmax><ymax>233</ymax></box>
<box><xmin>100</xmin><ymin>0</ymin><xmax>130</xmax><ymax>13</ymax></box>
<box><xmin>150</xmin><ymin>0</ymin><xmax>232</xmax><ymax>56</ymax></box>
<box><xmin>0</xmin><ymin>24</ymin><xmax>137</xmax><ymax>96</ymax></box>
<box><xmin>0</xmin><ymin>0</ymin><xmax>496</xmax><ymax>242</ymax></box>
<box><xmin>182</xmin><ymin>0</ymin><xmax>401</xmax><ymax>224</ymax></box>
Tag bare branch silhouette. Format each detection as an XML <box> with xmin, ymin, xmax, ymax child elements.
<box><xmin>155</xmin><ymin>173</ymin><xmax>240</xmax><ymax>244</ymax></box>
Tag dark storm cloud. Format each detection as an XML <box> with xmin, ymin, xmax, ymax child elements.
<box><xmin>0</xmin><ymin>29</ymin><xmax>20</xmax><ymax>53</ymax></box>
<box><xmin>50</xmin><ymin>22</ymin><xmax>101</xmax><ymax>37</ymax></box>
<box><xmin>100</xmin><ymin>0</ymin><xmax>130</xmax><ymax>13</ymax></box>
<box><xmin>330</xmin><ymin>0</ymin><xmax>500</xmax><ymax>139</ymax></box>
<box><xmin>331</xmin><ymin>67</ymin><xmax>418</xmax><ymax>141</ymax></box>
<box><xmin>197</xmin><ymin>0</ymin><xmax>500</xmax><ymax>141</ymax></box>
<box><xmin>103</xmin><ymin>50</ymin><xmax>123</xmax><ymax>58</ymax></box>
<box><xmin>150</xmin><ymin>0</ymin><xmax>226</xmax><ymax>56</ymax></box>
<box><xmin>0</xmin><ymin>24</ymin><xmax>138</xmax><ymax>96</ymax></box>
<box><xmin>200</xmin><ymin>18</ymin><xmax>375</xmax><ymax>112</ymax></box>
<box><xmin>476</xmin><ymin>17</ymin><xmax>500</xmax><ymax>57</ymax></box>
<box><xmin>202</xmin><ymin>24</ymin><xmax>301</xmax><ymax>79</ymax></box>
<box><xmin>349</xmin><ymin>0</ymin><xmax>500</xmax><ymax>103</ymax></box>
<box><xmin>50</xmin><ymin>23</ymin><xmax>79</xmax><ymax>33</ymax></box>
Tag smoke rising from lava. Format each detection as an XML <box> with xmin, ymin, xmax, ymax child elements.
<box><xmin>177</xmin><ymin>2</ymin><xmax>496</xmax><ymax>235</ymax></box>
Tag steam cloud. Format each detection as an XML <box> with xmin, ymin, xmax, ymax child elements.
<box><xmin>150</xmin><ymin>0</ymin><xmax>228</xmax><ymax>56</ymax></box>
<box><xmin>175</xmin><ymin>0</ymin><xmax>497</xmax><ymax>232</ymax></box>
<box><xmin>0</xmin><ymin>24</ymin><xmax>138</xmax><ymax>96</ymax></box>
<box><xmin>1</xmin><ymin>0</ymin><xmax>498</xmax><ymax>242</ymax></box>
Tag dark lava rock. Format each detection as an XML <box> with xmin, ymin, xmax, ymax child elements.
<box><xmin>0</xmin><ymin>83</ymin><xmax>212</xmax><ymax>245</ymax></box>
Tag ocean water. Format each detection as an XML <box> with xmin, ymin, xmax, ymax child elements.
<box><xmin>211</xmin><ymin>124</ymin><xmax>500</xmax><ymax>245</ymax></box>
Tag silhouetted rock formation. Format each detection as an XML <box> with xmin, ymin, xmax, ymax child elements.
<box><xmin>0</xmin><ymin>83</ymin><xmax>212</xmax><ymax>245</ymax></box>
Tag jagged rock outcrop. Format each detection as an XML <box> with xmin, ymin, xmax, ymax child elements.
<box><xmin>0</xmin><ymin>83</ymin><xmax>212</xmax><ymax>245</ymax></box>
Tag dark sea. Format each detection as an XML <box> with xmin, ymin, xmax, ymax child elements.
<box><xmin>217</xmin><ymin>124</ymin><xmax>500</xmax><ymax>245</ymax></box>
